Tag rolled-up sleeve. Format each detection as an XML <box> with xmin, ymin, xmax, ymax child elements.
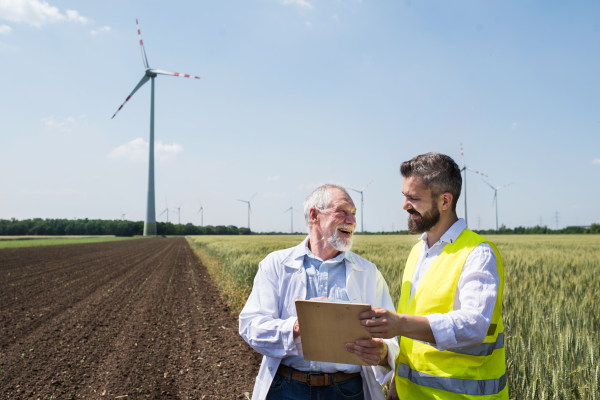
<box><xmin>239</xmin><ymin>259</ymin><xmax>300</xmax><ymax>359</ymax></box>
<box><xmin>425</xmin><ymin>243</ymin><xmax>499</xmax><ymax>351</ymax></box>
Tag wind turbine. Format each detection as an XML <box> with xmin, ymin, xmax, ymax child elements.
<box><xmin>460</xmin><ymin>144</ymin><xmax>488</xmax><ymax>227</ymax></box>
<box><xmin>119</xmin><ymin>207</ymin><xmax>126</xmax><ymax>221</ymax></box>
<box><xmin>172</xmin><ymin>203</ymin><xmax>183</xmax><ymax>225</ymax></box>
<box><xmin>348</xmin><ymin>181</ymin><xmax>373</xmax><ymax>233</ymax></box>
<box><xmin>284</xmin><ymin>201</ymin><xmax>293</xmax><ymax>234</ymax></box>
<box><xmin>111</xmin><ymin>19</ymin><xmax>200</xmax><ymax>236</ymax></box>
<box><xmin>482</xmin><ymin>180</ymin><xmax>513</xmax><ymax>232</ymax></box>
<box><xmin>237</xmin><ymin>193</ymin><xmax>257</xmax><ymax>230</ymax></box>
<box><xmin>196</xmin><ymin>199</ymin><xmax>204</xmax><ymax>227</ymax></box>
<box><xmin>158</xmin><ymin>196</ymin><xmax>169</xmax><ymax>223</ymax></box>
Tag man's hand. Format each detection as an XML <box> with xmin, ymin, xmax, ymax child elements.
<box><xmin>359</xmin><ymin>307</ymin><xmax>436</xmax><ymax>343</ymax></box>
<box><xmin>293</xmin><ymin>319</ymin><xmax>300</xmax><ymax>339</ymax></box>
<box><xmin>357</xmin><ymin>307</ymin><xmax>403</xmax><ymax>339</ymax></box>
<box><xmin>345</xmin><ymin>338</ymin><xmax>388</xmax><ymax>366</ymax></box>
<box><xmin>387</xmin><ymin>377</ymin><xmax>398</xmax><ymax>400</ymax></box>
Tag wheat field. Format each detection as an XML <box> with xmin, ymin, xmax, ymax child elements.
<box><xmin>187</xmin><ymin>234</ymin><xmax>600</xmax><ymax>399</ymax></box>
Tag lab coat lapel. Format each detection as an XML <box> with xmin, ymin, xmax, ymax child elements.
<box><xmin>345</xmin><ymin>252</ymin><xmax>364</xmax><ymax>304</ymax></box>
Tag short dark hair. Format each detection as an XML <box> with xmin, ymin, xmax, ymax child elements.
<box><xmin>400</xmin><ymin>152</ymin><xmax>462</xmax><ymax>211</ymax></box>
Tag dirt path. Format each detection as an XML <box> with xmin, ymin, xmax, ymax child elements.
<box><xmin>0</xmin><ymin>238</ymin><xmax>261</xmax><ymax>399</ymax></box>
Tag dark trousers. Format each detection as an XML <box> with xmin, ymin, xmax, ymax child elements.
<box><xmin>266</xmin><ymin>371</ymin><xmax>364</xmax><ymax>400</ymax></box>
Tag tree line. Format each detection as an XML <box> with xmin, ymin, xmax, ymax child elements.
<box><xmin>0</xmin><ymin>218</ymin><xmax>251</xmax><ymax>236</ymax></box>
<box><xmin>0</xmin><ymin>218</ymin><xmax>598</xmax><ymax>237</ymax></box>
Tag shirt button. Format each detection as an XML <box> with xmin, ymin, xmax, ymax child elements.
<box><xmin>320</xmin><ymin>285</ymin><xmax>323</xmax><ymax>288</ymax></box>
<box><xmin>268</xmin><ymin>366</ymin><xmax>272</xmax><ymax>372</ymax></box>
<box><xmin>312</xmin><ymin>365</ymin><xmax>316</xmax><ymax>370</ymax></box>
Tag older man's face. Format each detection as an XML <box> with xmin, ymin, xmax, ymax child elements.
<box><xmin>316</xmin><ymin>189</ymin><xmax>357</xmax><ymax>251</ymax></box>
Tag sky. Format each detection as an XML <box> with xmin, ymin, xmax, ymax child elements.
<box><xmin>1</xmin><ymin>0</ymin><xmax>599</xmax><ymax>233</ymax></box>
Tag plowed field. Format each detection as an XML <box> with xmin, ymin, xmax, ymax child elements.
<box><xmin>0</xmin><ymin>237</ymin><xmax>261</xmax><ymax>399</ymax></box>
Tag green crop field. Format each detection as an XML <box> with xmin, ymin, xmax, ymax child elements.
<box><xmin>187</xmin><ymin>234</ymin><xmax>600</xmax><ymax>400</ymax></box>
<box><xmin>0</xmin><ymin>236</ymin><xmax>137</xmax><ymax>249</ymax></box>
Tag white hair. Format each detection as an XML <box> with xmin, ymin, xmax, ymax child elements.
<box><xmin>303</xmin><ymin>184</ymin><xmax>350</xmax><ymax>229</ymax></box>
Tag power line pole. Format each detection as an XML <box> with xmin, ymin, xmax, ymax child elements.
<box><xmin>552</xmin><ymin>212</ymin><xmax>561</xmax><ymax>230</ymax></box>
<box><xmin>477</xmin><ymin>216</ymin><xmax>482</xmax><ymax>231</ymax></box>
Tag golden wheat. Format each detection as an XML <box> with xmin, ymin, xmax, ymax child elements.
<box><xmin>187</xmin><ymin>234</ymin><xmax>600</xmax><ymax>399</ymax></box>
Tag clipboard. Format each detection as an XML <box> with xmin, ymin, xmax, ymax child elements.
<box><xmin>295</xmin><ymin>300</ymin><xmax>372</xmax><ymax>366</ymax></box>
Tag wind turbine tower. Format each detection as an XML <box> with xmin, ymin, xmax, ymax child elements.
<box><xmin>120</xmin><ymin>207</ymin><xmax>126</xmax><ymax>221</ymax></box>
<box><xmin>284</xmin><ymin>201</ymin><xmax>294</xmax><ymax>234</ymax></box>
<box><xmin>172</xmin><ymin>203</ymin><xmax>183</xmax><ymax>225</ymax></box>
<box><xmin>348</xmin><ymin>181</ymin><xmax>373</xmax><ymax>233</ymax></box>
<box><xmin>158</xmin><ymin>196</ymin><xmax>169</xmax><ymax>223</ymax></box>
<box><xmin>111</xmin><ymin>19</ymin><xmax>200</xmax><ymax>236</ymax></box>
<box><xmin>483</xmin><ymin>180</ymin><xmax>513</xmax><ymax>232</ymax></box>
<box><xmin>196</xmin><ymin>199</ymin><xmax>204</xmax><ymax>227</ymax></box>
<box><xmin>237</xmin><ymin>193</ymin><xmax>257</xmax><ymax>230</ymax></box>
<box><xmin>460</xmin><ymin>144</ymin><xmax>488</xmax><ymax>227</ymax></box>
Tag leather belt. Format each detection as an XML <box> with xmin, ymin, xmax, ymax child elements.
<box><xmin>276</xmin><ymin>365</ymin><xmax>361</xmax><ymax>387</ymax></box>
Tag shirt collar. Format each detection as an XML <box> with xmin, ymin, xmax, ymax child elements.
<box><xmin>420</xmin><ymin>218</ymin><xmax>467</xmax><ymax>247</ymax></box>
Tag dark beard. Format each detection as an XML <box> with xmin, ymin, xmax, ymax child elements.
<box><xmin>407</xmin><ymin>206</ymin><xmax>441</xmax><ymax>234</ymax></box>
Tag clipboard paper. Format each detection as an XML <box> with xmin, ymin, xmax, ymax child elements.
<box><xmin>295</xmin><ymin>300</ymin><xmax>372</xmax><ymax>366</ymax></box>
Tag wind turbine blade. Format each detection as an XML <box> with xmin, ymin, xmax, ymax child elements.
<box><xmin>197</xmin><ymin>207</ymin><xmax>202</xmax><ymax>216</ymax></box>
<box><xmin>482</xmin><ymin>179</ymin><xmax>496</xmax><ymax>190</ymax></box>
<box><xmin>136</xmin><ymin>19</ymin><xmax>149</xmax><ymax>69</ymax></box>
<box><xmin>492</xmin><ymin>192</ymin><xmax>497</xmax><ymax>207</ymax></box>
<box><xmin>460</xmin><ymin>143</ymin><xmax>465</xmax><ymax>169</ymax></box>
<box><xmin>237</xmin><ymin>199</ymin><xmax>247</xmax><ymax>203</ymax></box>
<box><xmin>152</xmin><ymin>69</ymin><xmax>200</xmax><ymax>80</ymax></box>
<box><xmin>158</xmin><ymin>209</ymin><xmax>167</xmax><ymax>217</ymax></box>
<box><xmin>347</xmin><ymin>187</ymin><xmax>361</xmax><ymax>194</ymax></box>
<box><xmin>361</xmin><ymin>180</ymin><xmax>374</xmax><ymax>191</ymax></box>
<box><xmin>111</xmin><ymin>75</ymin><xmax>150</xmax><ymax>119</ymax></box>
<box><xmin>466</xmin><ymin>167</ymin><xmax>488</xmax><ymax>178</ymax></box>
<box><xmin>284</xmin><ymin>207</ymin><xmax>292</xmax><ymax>213</ymax></box>
<box><xmin>498</xmin><ymin>183</ymin><xmax>513</xmax><ymax>190</ymax></box>
<box><xmin>250</xmin><ymin>193</ymin><xmax>257</xmax><ymax>201</ymax></box>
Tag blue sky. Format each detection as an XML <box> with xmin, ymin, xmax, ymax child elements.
<box><xmin>1</xmin><ymin>0</ymin><xmax>599</xmax><ymax>232</ymax></box>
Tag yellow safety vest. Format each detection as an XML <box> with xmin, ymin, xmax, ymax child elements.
<box><xmin>395</xmin><ymin>228</ymin><xmax>508</xmax><ymax>399</ymax></box>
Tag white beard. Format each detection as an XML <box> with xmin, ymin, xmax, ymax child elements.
<box><xmin>327</xmin><ymin>224</ymin><xmax>354</xmax><ymax>252</ymax></box>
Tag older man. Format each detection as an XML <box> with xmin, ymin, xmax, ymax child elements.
<box><xmin>239</xmin><ymin>184</ymin><xmax>399</xmax><ymax>400</ymax></box>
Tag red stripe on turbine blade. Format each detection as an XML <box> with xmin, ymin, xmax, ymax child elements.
<box><xmin>112</xmin><ymin>114</ymin><xmax>116</xmax><ymax>119</ymax></box>
<box><xmin>174</xmin><ymin>73</ymin><xmax>180</xmax><ymax>76</ymax></box>
<box><xmin>184</xmin><ymin>74</ymin><xmax>190</xmax><ymax>77</ymax></box>
<box><xmin>195</xmin><ymin>77</ymin><xmax>200</xmax><ymax>79</ymax></box>
<box><xmin>118</xmin><ymin>105</ymin><xmax>123</xmax><ymax>110</ymax></box>
<box><xmin>140</xmin><ymin>40</ymin><xmax>143</xmax><ymax>45</ymax></box>
<box><xmin>126</xmin><ymin>96</ymin><xmax>131</xmax><ymax>101</ymax></box>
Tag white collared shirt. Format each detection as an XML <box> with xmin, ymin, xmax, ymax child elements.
<box><xmin>411</xmin><ymin>219</ymin><xmax>500</xmax><ymax>351</ymax></box>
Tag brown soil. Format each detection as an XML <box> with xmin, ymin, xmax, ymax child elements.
<box><xmin>0</xmin><ymin>238</ymin><xmax>261</xmax><ymax>399</ymax></box>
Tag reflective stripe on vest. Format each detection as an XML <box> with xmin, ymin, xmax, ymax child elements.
<box><xmin>446</xmin><ymin>333</ymin><xmax>504</xmax><ymax>357</ymax></box>
<box><xmin>397</xmin><ymin>363</ymin><xmax>508</xmax><ymax>396</ymax></box>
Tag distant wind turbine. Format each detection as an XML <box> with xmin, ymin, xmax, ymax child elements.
<box><xmin>158</xmin><ymin>196</ymin><xmax>169</xmax><ymax>223</ymax></box>
<box><xmin>348</xmin><ymin>181</ymin><xmax>373</xmax><ymax>233</ymax></box>
<box><xmin>119</xmin><ymin>207</ymin><xmax>126</xmax><ymax>221</ymax></box>
<box><xmin>196</xmin><ymin>199</ymin><xmax>204</xmax><ymax>227</ymax></box>
<box><xmin>237</xmin><ymin>193</ymin><xmax>257</xmax><ymax>230</ymax></box>
<box><xmin>111</xmin><ymin>19</ymin><xmax>200</xmax><ymax>236</ymax></box>
<box><xmin>172</xmin><ymin>202</ymin><xmax>183</xmax><ymax>225</ymax></box>
<box><xmin>483</xmin><ymin>180</ymin><xmax>513</xmax><ymax>232</ymax></box>
<box><xmin>284</xmin><ymin>201</ymin><xmax>294</xmax><ymax>234</ymax></box>
<box><xmin>460</xmin><ymin>144</ymin><xmax>488</xmax><ymax>227</ymax></box>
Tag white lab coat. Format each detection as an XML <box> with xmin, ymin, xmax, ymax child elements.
<box><xmin>239</xmin><ymin>237</ymin><xmax>399</xmax><ymax>400</ymax></box>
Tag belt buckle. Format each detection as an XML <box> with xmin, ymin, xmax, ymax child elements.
<box><xmin>306</xmin><ymin>372</ymin><xmax>320</xmax><ymax>386</ymax></box>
